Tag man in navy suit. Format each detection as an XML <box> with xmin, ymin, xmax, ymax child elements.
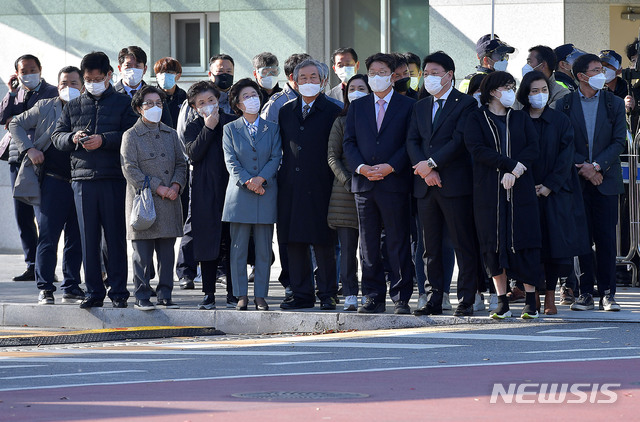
<box><xmin>406</xmin><ymin>51</ymin><xmax>478</xmax><ymax>316</ymax></box>
<box><xmin>555</xmin><ymin>53</ymin><xmax>626</xmax><ymax>312</ymax></box>
<box><xmin>343</xmin><ymin>53</ymin><xmax>416</xmax><ymax>314</ymax></box>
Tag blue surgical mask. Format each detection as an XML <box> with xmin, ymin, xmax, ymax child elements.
<box><xmin>157</xmin><ymin>73</ymin><xmax>176</xmax><ymax>90</ymax></box>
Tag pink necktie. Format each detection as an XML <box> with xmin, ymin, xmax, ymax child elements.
<box><xmin>376</xmin><ymin>99</ymin><xmax>386</xmax><ymax>131</ymax></box>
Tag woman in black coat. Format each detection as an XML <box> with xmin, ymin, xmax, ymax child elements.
<box><xmin>183</xmin><ymin>81</ymin><xmax>237</xmax><ymax>310</ymax></box>
<box><xmin>516</xmin><ymin>71</ymin><xmax>589</xmax><ymax>315</ymax></box>
<box><xmin>464</xmin><ymin>71</ymin><xmax>542</xmax><ymax>320</ymax></box>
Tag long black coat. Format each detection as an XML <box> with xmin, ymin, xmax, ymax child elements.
<box><xmin>184</xmin><ymin>111</ymin><xmax>237</xmax><ymax>261</ymax></box>
<box><xmin>530</xmin><ymin>107</ymin><xmax>590</xmax><ymax>260</ymax></box>
<box><xmin>464</xmin><ymin>107</ymin><xmax>541</xmax><ymax>253</ymax></box>
<box><xmin>277</xmin><ymin>94</ymin><xmax>341</xmax><ymax>245</ymax></box>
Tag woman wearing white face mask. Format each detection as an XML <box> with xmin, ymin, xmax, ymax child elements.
<box><xmin>464</xmin><ymin>71</ymin><xmax>543</xmax><ymax>320</ymax></box>
<box><xmin>222</xmin><ymin>79</ymin><xmax>282</xmax><ymax>311</ymax></box>
<box><xmin>120</xmin><ymin>85</ymin><xmax>187</xmax><ymax>311</ymax></box>
<box><xmin>515</xmin><ymin>71</ymin><xmax>589</xmax><ymax>316</ymax></box>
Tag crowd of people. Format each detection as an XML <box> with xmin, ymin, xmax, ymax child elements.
<box><xmin>1</xmin><ymin>34</ymin><xmax>637</xmax><ymax>318</ymax></box>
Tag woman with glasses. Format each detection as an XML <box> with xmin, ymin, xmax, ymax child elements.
<box><xmin>464</xmin><ymin>71</ymin><xmax>542</xmax><ymax>320</ymax></box>
<box><xmin>121</xmin><ymin>85</ymin><xmax>187</xmax><ymax>311</ymax></box>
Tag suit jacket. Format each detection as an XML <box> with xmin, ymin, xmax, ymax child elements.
<box><xmin>114</xmin><ymin>80</ymin><xmax>173</xmax><ymax>127</ymax></box>
<box><xmin>556</xmin><ymin>90</ymin><xmax>626</xmax><ymax>196</ymax></box>
<box><xmin>343</xmin><ymin>90</ymin><xmax>415</xmax><ymax>193</ymax></box>
<box><xmin>406</xmin><ymin>88</ymin><xmax>476</xmax><ymax>198</ymax></box>
<box><xmin>222</xmin><ymin>117</ymin><xmax>282</xmax><ymax>224</ymax></box>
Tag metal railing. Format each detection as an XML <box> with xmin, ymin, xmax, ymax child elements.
<box><xmin>617</xmin><ymin>130</ymin><xmax>640</xmax><ymax>287</ymax></box>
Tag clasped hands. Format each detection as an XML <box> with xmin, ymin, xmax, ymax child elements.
<box><xmin>413</xmin><ymin>160</ymin><xmax>442</xmax><ymax>187</ymax></box>
<box><xmin>576</xmin><ymin>162</ymin><xmax>602</xmax><ymax>186</ymax></box>
<box><xmin>245</xmin><ymin>176</ymin><xmax>266</xmax><ymax>195</ymax></box>
<box><xmin>156</xmin><ymin>183</ymin><xmax>180</xmax><ymax>201</ymax></box>
<box><xmin>360</xmin><ymin>163</ymin><xmax>393</xmax><ymax>181</ymax></box>
<box><xmin>501</xmin><ymin>162</ymin><xmax>527</xmax><ymax>190</ymax></box>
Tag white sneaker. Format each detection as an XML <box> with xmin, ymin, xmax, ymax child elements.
<box><xmin>417</xmin><ymin>293</ymin><xmax>428</xmax><ymax>310</ymax></box>
<box><xmin>442</xmin><ymin>292</ymin><xmax>452</xmax><ymax>310</ymax></box>
<box><xmin>488</xmin><ymin>293</ymin><xmax>498</xmax><ymax>312</ymax></box>
<box><xmin>473</xmin><ymin>292</ymin><xmax>486</xmax><ymax>311</ymax></box>
<box><xmin>343</xmin><ymin>295</ymin><xmax>358</xmax><ymax>311</ymax></box>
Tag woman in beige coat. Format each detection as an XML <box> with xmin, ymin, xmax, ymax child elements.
<box><xmin>121</xmin><ymin>86</ymin><xmax>187</xmax><ymax>311</ymax></box>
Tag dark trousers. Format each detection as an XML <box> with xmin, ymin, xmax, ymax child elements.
<box><xmin>132</xmin><ymin>238</ymin><xmax>175</xmax><ymax>300</ymax></box>
<box><xmin>9</xmin><ymin>163</ymin><xmax>38</xmax><ymax>268</ymax></box>
<box><xmin>417</xmin><ymin>190</ymin><xmax>477</xmax><ymax>307</ymax></box>
<box><xmin>176</xmin><ymin>180</ymin><xmax>198</xmax><ymax>281</ymax></box>
<box><xmin>35</xmin><ymin>175</ymin><xmax>82</xmax><ymax>292</ymax></box>
<box><xmin>72</xmin><ymin>179</ymin><xmax>129</xmax><ymax>301</ymax></box>
<box><xmin>336</xmin><ymin>226</ymin><xmax>359</xmax><ymax>296</ymax></box>
<box><xmin>544</xmin><ymin>262</ymin><xmax>572</xmax><ymax>292</ymax></box>
<box><xmin>288</xmin><ymin>240</ymin><xmax>337</xmax><ymax>303</ymax></box>
<box><xmin>578</xmin><ymin>183</ymin><xmax>618</xmax><ymax>296</ymax></box>
<box><xmin>200</xmin><ymin>223</ymin><xmax>232</xmax><ymax>296</ymax></box>
<box><xmin>277</xmin><ymin>236</ymin><xmax>291</xmax><ymax>288</ymax></box>
<box><xmin>355</xmin><ymin>189</ymin><xmax>413</xmax><ymax>303</ymax></box>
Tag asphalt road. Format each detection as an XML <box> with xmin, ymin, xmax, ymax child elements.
<box><xmin>1</xmin><ymin>321</ymin><xmax>639</xmax><ymax>421</ymax></box>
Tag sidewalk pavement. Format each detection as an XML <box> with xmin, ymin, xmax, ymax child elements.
<box><xmin>1</xmin><ymin>253</ymin><xmax>639</xmax><ymax>335</ymax></box>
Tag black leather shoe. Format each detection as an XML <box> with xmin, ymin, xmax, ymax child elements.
<box><xmin>254</xmin><ymin>298</ymin><xmax>269</xmax><ymax>311</ymax></box>
<box><xmin>236</xmin><ymin>296</ymin><xmax>249</xmax><ymax>311</ymax></box>
<box><xmin>394</xmin><ymin>300</ymin><xmax>411</xmax><ymax>315</ymax></box>
<box><xmin>157</xmin><ymin>299</ymin><xmax>180</xmax><ymax>309</ymax></box>
<box><xmin>280</xmin><ymin>297</ymin><xmax>314</xmax><ymax>310</ymax></box>
<box><xmin>320</xmin><ymin>297</ymin><xmax>337</xmax><ymax>310</ymax></box>
<box><xmin>134</xmin><ymin>299</ymin><xmax>155</xmax><ymax>311</ymax></box>
<box><xmin>13</xmin><ymin>267</ymin><xmax>35</xmax><ymax>282</ymax></box>
<box><xmin>179</xmin><ymin>277</ymin><xmax>195</xmax><ymax>290</ymax></box>
<box><xmin>112</xmin><ymin>299</ymin><xmax>128</xmax><ymax>308</ymax></box>
<box><xmin>358</xmin><ymin>297</ymin><xmax>386</xmax><ymax>313</ymax></box>
<box><xmin>413</xmin><ymin>303</ymin><xmax>443</xmax><ymax>316</ymax></box>
<box><xmin>453</xmin><ymin>303</ymin><xmax>474</xmax><ymax>317</ymax></box>
<box><xmin>79</xmin><ymin>297</ymin><xmax>103</xmax><ymax>309</ymax></box>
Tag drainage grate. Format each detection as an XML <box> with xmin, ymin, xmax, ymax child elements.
<box><xmin>231</xmin><ymin>391</ymin><xmax>369</xmax><ymax>400</ymax></box>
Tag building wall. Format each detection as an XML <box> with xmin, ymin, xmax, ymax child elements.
<box><xmin>609</xmin><ymin>4</ymin><xmax>640</xmax><ymax>68</ymax></box>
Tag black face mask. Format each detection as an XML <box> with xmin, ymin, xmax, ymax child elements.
<box><xmin>214</xmin><ymin>73</ymin><xmax>234</xmax><ymax>90</ymax></box>
<box><xmin>394</xmin><ymin>77</ymin><xmax>410</xmax><ymax>92</ymax></box>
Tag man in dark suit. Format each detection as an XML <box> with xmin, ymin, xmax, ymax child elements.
<box><xmin>277</xmin><ymin>58</ymin><xmax>342</xmax><ymax>310</ymax></box>
<box><xmin>406</xmin><ymin>51</ymin><xmax>478</xmax><ymax>316</ymax></box>
<box><xmin>343</xmin><ymin>53</ymin><xmax>416</xmax><ymax>314</ymax></box>
<box><xmin>555</xmin><ymin>53</ymin><xmax>626</xmax><ymax>312</ymax></box>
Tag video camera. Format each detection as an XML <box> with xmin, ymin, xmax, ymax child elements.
<box><xmin>621</xmin><ymin>29</ymin><xmax>640</xmax><ymax>83</ymax></box>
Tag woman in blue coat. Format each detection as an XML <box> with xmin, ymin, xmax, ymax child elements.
<box><xmin>222</xmin><ymin>79</ymin><xmax>282</xmax><ymax>311</ymax></box>
<box><xmin>516</xmin><ymin>71</ymin><xmax>589</xmax><ymax>315</ymax></box>
<box><xmin>464</xmin><ymin>71</ymin><xmax>542</xmax><ymax>320</ymax></box>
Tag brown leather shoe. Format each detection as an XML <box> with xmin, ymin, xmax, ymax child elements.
<box><xmin>544</xmin><ymin>290</ymin><xmax>557</xmax><ymax>315</ymax></box>
<box><xmin>507</xmin><ymin>286</ymin><xmax>526</xmax><ymax>303</ymax></box>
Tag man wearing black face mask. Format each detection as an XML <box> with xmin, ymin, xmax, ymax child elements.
<box><xmin>208</xmin><ymin>54</ymin><xmax>234</xmax><ymax>114</ymax></box>
<box><xmin>391</xmin><ymin>53</ymin><xmax>418</xmax><ymax>100</ymax></box>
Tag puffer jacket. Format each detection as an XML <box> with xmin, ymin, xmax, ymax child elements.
<box><xmin>52</xmin><ymin>85</ymin><xmax>137</xmax><ymax>180</ymax></box>
<box><xmin>327</xmin><ymin>116</ymin><xmax>358</xmax><ymax>230</ymax></box>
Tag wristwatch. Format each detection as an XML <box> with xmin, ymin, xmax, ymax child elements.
<box><xmin>427</xmin><ymin>158</ymin><xmax>437</xmax><ymax>169</ymax></box>
<box><xmin>592</xmin><ymin>162</ymin><xmax>601</xmax><ymax>172</ymax></box>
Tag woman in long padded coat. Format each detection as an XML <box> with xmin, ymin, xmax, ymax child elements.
<box><xmin>516</xmin><ymin>71</ymin><xmax>589</xmax><ymax>315</ymax></box>
<box><xmin>183</xmin><ymin>81</ymin><xmax>237</xmax><ymax>310</ymax></box>
<box><xmin>464</xmin><ymin>71</ymin><xmax>542</xmax><ymax>320</ymax></box>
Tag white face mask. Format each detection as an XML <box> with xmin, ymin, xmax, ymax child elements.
<box><xmin>493</xmin><ymin>60</ymin><xmax>508</xmax><ymax>72</ymax></box>
<box><xmin>198</xmin><ymin>103</ymin><xmax>218</xmax><ymax>118</ymax></box>
<box><xmin>604</xmin><ymin>67</ymin><xmax>617</xmax><ymax>84</ymax></box>
<box><xmin>528</xmin><ymin>92</ymin><xmax>549</xmax><ymax>109</ymax></box>
<box><xmin>298</xmin><ymin>83</ymin><xmax>322</xmax><ymax>97</ymax></box>
<box><xmin>473</xmin><ymin>92</ymin><xmax>482</xmax><ymax>107</ymax></box>
<box><xmin>59</xmin><ymin>87</ymin><xmax>81</xmax><ymax>102</ymax></box>
<box><xmin>587</xmin><ymin>72</ymin><xmax>607</xmax><ymax>91</ymax></box>
<box><xmin>424</xmin><ymin>74</ymin><xmax>448</xmax><ymax>95</ymax></box>
<box><xmin>143</xmin><ymin>106</ymin><xmax>163</xmax><ymax>123</ymax></box>
<box><xmin>368</xmin><ymin>75</ymin><xmax>392</xmax><ymax>92</ymax></box>
<box><xmin>86</xmin><ymin>79</ymin><xmax>108</xmax><ymax>96</ymax></box>
<box><xmin>410</xmin><ymin>76</ymin><xmax>421</xmax><ymax>91</ymax></box>
<box><xmin>497</xmin><ymin>89</ymin><xmax>516</xmax><ymax>108</ymax></box>
<box><xmin>335</xmin><ymin>66</ymin><xmax>356</xmax><ymax>84</ymax></box>
<box><xmin>521</xmin><ymin>63</ymin><xmax>542</xmax><ymax>78</ymax></box>
<box><xmin>260</xmin><ymin>75</ymin><xmax>277</xmax><ymax>90</ymax></box>
<box><xmin>122</xmin><ymin>68</ymin><xmax>144</xmax><ymax>87</ymax></box>
<box><xmin>348</xmin><ymin>90</ymin><xmax>367</xmax><ymax>102</ymax></box>
<box><xmin>20</xmin><ymin>73</ymin><xmax>41</xmax><ymax>90</ymax></box>
<box><xmin>242</xmin><ymin>96</ymin><xmax>261</xmax><ymax>114</ymax></box>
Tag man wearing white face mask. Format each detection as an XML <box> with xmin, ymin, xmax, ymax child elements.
<box><xmin>520</xmin><ymin>45</ymin><xmax>570</xmax><ymax>105</ymax></box>
<box><xmin>9</xmin><ymin>66</ymin><xmax>85</xmax><ymax>306</ymax></box>
<box><xmin>1</xmin><ymin>54</ymin><xmax>58</xmax><ymax>282</ymax></box>
<box><xmin>554</xmin><ymin>54</ymin><xmax>626</xmax><ymax>312</ymax></box>
<box><xmin>599</xmin><ymin>50</ymin><xmax>628</xmax><ymax>101</ymax></box>
<box><xmin>328</xmin><ymin>47</ymin><xmax>359</xmax><ymax>102</ymax></box>
<box><xmin>459</xmin><ymin>34</ymin><xmax>515</xmax><ymax>94</ymax></box>
<box><xmin>252</xmin><ymin>52</ymin><xmax>282</xmax><ymax>108</ymax></box>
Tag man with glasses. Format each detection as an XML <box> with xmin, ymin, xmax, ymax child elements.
<box><xmin>252</xmin><ymin>52</ymin><xmax>282</xmax><ymax>108</ymax></box>
<box><xmin>52</xmin><ymin>51</ymin><xmax>137</xmax><ymax>309</ymax></box>
<box><xmin>459</xmin><ymin>34</ymin><xmax>515</xmax><ymax>93</ymax></box>
<box><xmin>555</xmin><ymin>54</ymin><xmax>626</xmax><ymax>312</ymax></box>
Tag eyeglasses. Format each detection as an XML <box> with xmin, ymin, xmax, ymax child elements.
<box><xmin>499</xmin><ymin>85</ymin><xmax>516</xmax><ymax>91</ymax></box>
<box><xmin>84</xmin><ymin>76</ymin><xmax>107</xmax><ymax>84</ymax></box>
<box><xmin>367</xmin><ymin>71</ymin><xmax>390</xmax><ymax>77</ymax></box>
<box><xmin>585</xmin><ymin>67</ymin><xmax>605</xmax><ymax>74</ymax></box>
<box><xmin>141</xmin><ymin>101</ymin><xmax>163</xmax><ymax>109</ymax></box>
<box><xmin>257</xmin><ymin>66</ymin><xmax>279</xmax><ymax>77</ymax></box>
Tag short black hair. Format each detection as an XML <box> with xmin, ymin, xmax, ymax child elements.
<box><xmin>529</xmin><ymin>45</ymin><xmax>557</xmax><ymax>74</ymax></box>
<box><xmin>422</xmin><ymin>51</ymin><xmax>455</xmax><ymax>74</ymax></box>
<box><xmin>131</xmin><ymin>85</ymin><xmax>166</xmax><ymax>116</ymax></box>
<box><xmin>365</xmin><ymin>53</ymin><xmax>396</xmax><ymax>72</ymax></box>
<box><xmin>228</xmin><ymin>78</ymin><xmax>262</xmax><ymax>116</ymax></box>
<box><xmin>58</xmin><ymin>66</ymin><xmax>83</xmax><ymax>84</ymax></box>
<box><xmin>187</xmin><ymin>80</ymin><xmax>220</xmax><ymax>108</ymax></box>
<box><xmin>572</xmin><ymin>53</ymin><xmax>601</xmax><ymax>79</ymax></box>
<box><xmin>331</xmin><ymin>47</ymin><xmax>358</xmax><ymax>65</ymax></box>
<box><xmin>209</xmin><ymin>54</ymin><xmax>235</xmax><ymax>68</ymax></box>
<box><xmin>284</xmin><ymin>53</ymin><xmax>311</xmax><ymax>77</ymax></box>
<box><xmin>479</xmin><ymin>71</ymin><xmax>516</xmax><ymax>106</ymax></box>
<box><xmin>404</xmin><ymin>52</ymin><xmax>421</xmax><ymax>68</ymax></box>
<box><xmin>626</xmin><ymin>39</ymin><xmax>639</xmax><ymax>61</ymax></box>
<box><xmin>252</xmin><ymin>52</ymin><xmax>278</xmax><ymax>70</ymax></box>
<box><xmin>516</xmin><ymin>70</ymin><xmax>550</xmax><ymax>109</ymax></box>
<box><xmin>468</xmin><ymin>73</ymin><xmax>487</xmax><ymax>95</ymax></box>
<box><xmin>391</xmin><ymin>53</ymin><xmax>409</xmax><ymax>70</ymax></box>
<box><xmin>80</xmin><ymin>51</ymin><xmax>111</xmax><ymax>76</ymax></box>
<box><xmin>341</xmin><ymin>74</ymin><xmax>371</xmax><ymax>116</ymax></box>
<box><xmin>118</xmin><ymin>46</ymin><xmax>147</xmax><ymax>66</ymax></box>
<box><xmin>14</xmin><ymin>54</ymin><xmax>41</xmax><ymax>71</ymax></box>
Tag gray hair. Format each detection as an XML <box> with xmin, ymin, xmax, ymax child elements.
<box><xmin>293</xmin><ymin>58</ymin><xmax>328</xmax><ymax>82</ymax></box>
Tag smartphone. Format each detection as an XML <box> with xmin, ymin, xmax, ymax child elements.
<box><xmin>10</xmin><ymin>78</ymin><xmax>19</xmax><ymax>90</ymax></box>
<box><xmin>78</xmin><ymin>135</ymin><xmax>91</xmax><ymax>145</ymax></box>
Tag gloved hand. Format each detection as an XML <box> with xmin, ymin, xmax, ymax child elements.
<box><xmin>502</xmin><ymin>173</ymin><xmax>516</xmax><ymax>189</ymax></box>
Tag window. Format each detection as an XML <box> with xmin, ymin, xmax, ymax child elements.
<box><xmin>171</xmin><ymin>13</ymin><xmax>220</xmax><ymax>74</ymax></box>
